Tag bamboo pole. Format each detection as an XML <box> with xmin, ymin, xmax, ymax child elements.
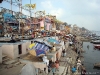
<box><xmin>21</xmin><ymin>0</ymin><xmax>24</xmax><ymax>38</ymax></box>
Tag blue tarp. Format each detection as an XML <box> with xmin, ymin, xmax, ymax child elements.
<box><xmin>3</xmin><ymin>13</ymin><xmax>16</xmax><ymax>22</ymax></box>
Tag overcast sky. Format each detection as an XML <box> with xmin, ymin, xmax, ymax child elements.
<box><xmin>1</xmin><ymin>0</ymin><xmax>100</xmax><ymax>31</ymax></box>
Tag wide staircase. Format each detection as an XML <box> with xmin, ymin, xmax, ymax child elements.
<box><xmin>2</xmin><ymin>54</ymin><xmax>22</xmax><ymax>69</ymax></box>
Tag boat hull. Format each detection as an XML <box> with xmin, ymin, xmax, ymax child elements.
<box><xmin>94</xmin><ymin>44</ymin><xmax>100</xmax><ymax>49</ymax></box>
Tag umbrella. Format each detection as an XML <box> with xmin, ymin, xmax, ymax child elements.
<box><xmin>51</xmin><ymin>43</ymin><xmax>61</xmax><ymax>46</ymax></box>
<box><xmin>29</xmin><ymin>50</ymin><xmax>36</xmax><ymax>56</ymax></box>
<box><xmin>43</xmin><ymin>41</ymin><xmax>52</xmax><ymax>47</ymax></box>
<box><xmin>47</xmin><ymin>38</ymin><xmax>61</xmax><ymax>46</ymax></box>
<box><xmin>47</xmin><ymin>38</ymin><xmax>59</xmax><ymax>44</ymax></box>
<box><xmin>29</xmin><ymin>43</ymin><xmax>35</xmax><ymax>49</ymax></box>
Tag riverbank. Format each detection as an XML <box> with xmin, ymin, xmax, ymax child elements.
<box><xmin>0</xmin><ymin>35</ymin><xmax>85</xmax><ymax>75</ymax></box>
<box><xmin>60</xmin><ymin>36</ymin><xmax>85</xmax><ymax>75</ymax></box>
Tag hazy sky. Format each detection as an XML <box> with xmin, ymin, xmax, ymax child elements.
<box><xmin>0</xmin><ymin>0</ymin><xmax>100</xmax><ymax>31</ymax></box>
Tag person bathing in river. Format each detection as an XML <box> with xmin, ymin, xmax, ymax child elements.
<box><xmin>87</xmin><ymin>45</ymin><xmax>89</xmax><ymax>49</ymax></box>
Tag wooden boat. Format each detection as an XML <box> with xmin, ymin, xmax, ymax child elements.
<box><xmin>94</xmin><ymin>63</ymin><xmax>100</xmax><ymax>68</ymax></box>
<box><xmin>93</xmin><ymin>44</ymin><xmax>100</xmax><ymax>49</ymax></box>
<box><xmin>91</xmin><ymin>40</ymin><xmax>100</xmax><ymax>44</ymax></box>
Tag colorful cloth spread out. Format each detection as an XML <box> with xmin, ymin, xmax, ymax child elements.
<box><xmin>34</xmin><ymin>43</ymin><xmax>38</xmax><ymax>48</ymax></box>
<box><xmin>36</xmin><ymin>49</ymin><xmax>46</xmax><ymax>56</ymax></box>
<box><xmin>40</xmin><ymin>44</ymin><xmax>45</xmax><ymax>50</ymax></box>
<box><xmin>44</xmin><ymin>46</ymin><xmax>49</xmax><ymax>51</ymax></box>
<box><xmin>29</xmin><ymin>50</ymin><xmax>36</xmax><ymax>56</ymax></box>
<box><xmin>35</xmin><ymin>43</ymin><xmax>42</xmax><ymax>50</ymax></box>
<box><xmin>29</xmin><ymin>43</ymin><xmax>35</xmax><ymax>49</ymax></box>
<box><xmin>30</xmin><ymin>42</ymin><xmax>50</xmax><ymax>56</ymax></box>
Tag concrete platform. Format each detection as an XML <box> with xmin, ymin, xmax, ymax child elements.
<box><xmin>47</xmin><ymin>66</ymin><xmax>67</xmax><ymax>75</ymax></box>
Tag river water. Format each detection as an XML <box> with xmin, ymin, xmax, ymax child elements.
<box><xmin>82</xmin><ymin>42</ymin><xmax>100</xmax><ymax>75</ymax></box>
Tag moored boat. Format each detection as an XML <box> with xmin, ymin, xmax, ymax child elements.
<box><xmin>91</xmin><ymin>40</ymin><xmax>100</xmax><ymax>44</ymax></box>
<box><xmin>93</xmin><ymin>44</ymin><xmax>100</xmax><ymax>49</ymax></box>
<box><xmin>94</xmin><ymin>63</ymin><xmax>100</xmax><ymax>68</ymax></box>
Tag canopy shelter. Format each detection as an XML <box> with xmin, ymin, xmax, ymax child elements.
<box><xmin>47</xmin><ymin>38</ymin><xmax>59</xmax><ymax>44</ymax></box>
<box><xmin>34</xmin><ymin>39</ymin><xmax>52</xmax><ymax>48</ymax></box>
<box><xmin>47</xmin><ymin>38</ymin><xmax>61</xmax><ymax>46</ymax></box>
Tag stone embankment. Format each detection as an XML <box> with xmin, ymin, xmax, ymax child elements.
<box><xmin>79</xmin><ymin>37</ymin><xmax>91</xmax><ymax>42</ymax></box>
<box><xmin>58</xmin><ymin>36</ymin><xmax>84</xmax><ymax>75</ymax></box>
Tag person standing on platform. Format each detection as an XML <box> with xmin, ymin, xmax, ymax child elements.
<box><xmin>62</xmin><ymin>49</ymin><xmax>66</xmax><ymax>57</ymax></box>
<box><xmin>51</xmin><ymin>62</ymin><xmax>56</xmax><ymax>75</ymax></box>
<box><xmin>55</xmin><ymin>61</ymin><xmax>59</xmax><ymax>71</ymax></box>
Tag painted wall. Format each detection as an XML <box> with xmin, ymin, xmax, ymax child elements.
<box><xmin>2</xmin><ymin>42</ymin><xmax>29</xmax><ymax>59</ymax></box>
<box><xmin>25</xmin><ymin>41</ymin><xmax>31</xmax><ymax>51</ymax></box>
<box><xmin>40</xmin><ymin>20</ymin><xmax>44</xmax><ymax>30</ymax></box>
<box><xmin>13</xmin><ymin>45</ymin><xmax>19</xmax><ymax>59</ymax></box>
<box><xmin>22</xmin><ymin>43</ymin><xmax>27</xmax><ymax>55</ymax></box>
<box><xmin>56</xmin><ymin>47</ymin><xmax>63</xmax><ymax>60</ymax></box>
<box><xmin>2</xmin><ymin>45</ymin><xmax>14</xmax><ymax>59</ymax></box>
<box><xmin>22</xmin><ymin>40</ymin><xmax>31</xmax><ymax>52</ymax></box>
<box><xmin>0</xmin><ymin>46</ymin><xmax>2</xmax><ymax>63</ymax></box>
<box><xmin>60</xmin><ymin>41</ymin><xmax>65</xmax><ymax>50</ymax></box>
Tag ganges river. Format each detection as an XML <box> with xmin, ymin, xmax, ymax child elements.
<box><xmin>82</xmin><ymin>42</ymin><xmax>100</xmax><ymax>75</ymax></box>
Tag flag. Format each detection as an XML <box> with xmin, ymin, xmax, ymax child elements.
<box><xmin>31</xmin><ymin>4</ymin><xmax>36</xmax><ymax>9</ymax></box>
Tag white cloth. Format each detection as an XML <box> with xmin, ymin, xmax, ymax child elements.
<box><xmin>69</xmin><ymin>42</ymin><xmax>73</xmax><ymax>44</ymax></box>
<box><xmin>43</xmin><ymin>59</ymin><xmax>49</xmax><ymax>66</ymax></box>
<box><xmin>78</xmin><ymin>59</ymin><xmax>81</xmax><ymax>63</ymax></box>
<box><xmin>77</xmin><ymin>62</ymin><xmax>81</xmax><ymax>70</ymax></box>
<box><xmin>42</xmin><ymin>56</ymin><xmax>49</xmax><ymax>66</ymax></box>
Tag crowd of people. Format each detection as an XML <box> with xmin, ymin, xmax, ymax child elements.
<box><xmin>71</xmin><ymin>46</ymin><xmax>86</xmax><ymax>75</ymax></box>
<box><xmin>47</xmin><ymin>59</ymin><xmax>60</xmax><ymax>75</ymax></box>
<box><xmin>72</xmin><ymin>58</ymin><xmax>86</xmax><ymax>75</ymax></box>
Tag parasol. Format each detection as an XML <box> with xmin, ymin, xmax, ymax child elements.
<box><xmin>47</xmin><ymin>38</ymin><xmax>59</xmax><ymax>44</ymax></box>
<box><xmin>47</xmin><ymin>38</ymin><xmax>61</xmax><ymax>46</ymax></box>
